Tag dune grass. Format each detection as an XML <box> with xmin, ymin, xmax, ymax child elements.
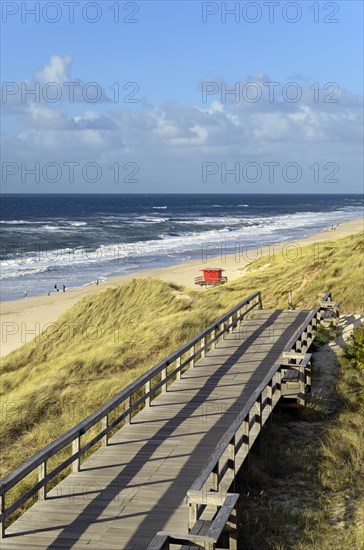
<box><xmin>0</xmin><ymin>230</ymin><xmax>363</xmax><ymax>525</ymax></box>
<box><xmin>240</xmin><ymin>230</ymin><xmax>363</xmax><ymax>312</ymax></box>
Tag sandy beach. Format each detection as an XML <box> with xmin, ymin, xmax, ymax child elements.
<box><xmin>1</xmin><ymin>218</ymin><xmax>363</xmax><ymax>358</ymax></box>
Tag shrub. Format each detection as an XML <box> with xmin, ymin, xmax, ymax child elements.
<box><xmin>346</xmin><ymin>324</ymin><xmax>364</xmax><ymax>370</ymax></box>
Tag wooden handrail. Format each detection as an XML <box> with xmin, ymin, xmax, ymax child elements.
<box><xmin>0</xmin><ymin>291</ymin><xmax>262</xmax><ymax>533</ymax></box>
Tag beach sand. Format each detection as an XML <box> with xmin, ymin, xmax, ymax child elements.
<box><xmin>1</xmin><ymin>218</ymin><xmax>363</xmax><ymax>358</ymax></box>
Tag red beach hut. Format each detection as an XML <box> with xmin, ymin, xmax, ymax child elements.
<box><xmin>194</xmin><ymin>268</ymin><xmax>228</xmax><ymax>286</ymax></box>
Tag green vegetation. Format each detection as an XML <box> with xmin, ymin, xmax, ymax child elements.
<box><xmin>311</xmin><ymin>325</ymin><xmax>335</xmax><ymax>348</ymax></box>
<box><xmin>1</xmin><ymin>230</ymin><xmax>363</xmax><ymax>528</ymax></box>
<box><xmin>346</xmin><ymin>324</ymin><xmax>364</xmax><ymax>371</ymax></box>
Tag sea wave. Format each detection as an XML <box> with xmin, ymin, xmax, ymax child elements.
<box><xmin>0</xmin><ymin>220</ymin><xmax>44</xmax><ymax>225</ymax></box>
<box><xmin>131</xmin><ymin>216</ymin><xmax>170</xmax><ymax>225</ymax></box>
<box><xmin>1</xmin><ymin>207</ymin><xmax>362</xmax><ymax>281</ymax></box>
<box><xmin>0</xmin><ymin>265</ymin><xmax>50</xmax><ymax>279</ymax></box>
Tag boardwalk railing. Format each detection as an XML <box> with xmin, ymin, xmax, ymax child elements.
<box><xmin>0</xmin><ymin>291</ymin><xmax>262</xmax><ymax>538</ymax></box>
<box><xmin>148</xmin><ymin>291</ymin><xmax>339</xmax><ymax>549</ymax></box>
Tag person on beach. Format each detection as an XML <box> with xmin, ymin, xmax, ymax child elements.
<box><xmin>54</xmin><ymin>284</ymin><xmax>58</xmax><ymax>292</ymax></box>
<box><xmin>96</xmin><ymin>279</ymin><xmax>99</xmax><ymax>285</ymax></box>
<box><xmin>23</xmin><ymin>289</ymin><xmax>28</xmax><ymax>298</ymax></box>
<box><xmin>62</xmin><ymin>284</ymin><xmax>66</xmax><ymax>292</ymax></box>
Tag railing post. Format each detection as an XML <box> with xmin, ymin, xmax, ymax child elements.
<box><xmin>306</xmin><ymin>358</ymin><xmax>312</xmax><ymax>393</ymax></box>
<box><xmin>256</xmin><ymin>398</ymin><xmax>261</xmax><ymax>428</ymax></box>
<box><xmin>0</xmin><ymin>494</ymin><xmax>5</xmax><ymax>540</ymax></box>
<box><xmin>72</xmin><ymin>436</ymin><xmax>81</xmax><ymax>472</ymax></box>
<box><xmin>176</xmin><ymin>356</ymin><xmax>182</xmax><ymax>380</ymax></box>
<box><xmin>258</xmin><ymin>293</ymin><xmax>263</xmax><ymax>309</ymax></box>
<box><xmin>244</xmin><ymin>303</ymin><xmax>248</xmax><ymax>319</ymax></box>
<box><xmin>227</xmin><ymin>505</ymin><xmax>238</xmax><ymax>550</ymax></box>
<box><xmin>277</xmin><ymin>367</ymin><xmax>282</xmax><ymax>399</ymax></box>
<box><xmin>188</xmin><ymin>500</ymin><xmax>198</xmax><ymax>530</ymax></box>
<box><xmin>201</xmin><ymin>336</ymin><xmax>206</xmax><ymax>358</ymax></box>
<box><xmin>145</xmin><ymin>380</ymin><xmax>151</xmax><ymax>406</ymax></box>
<box><xmin>295</xmin><ymin>337</ymin><xmax>302</xmax><ymax>353</ymax></box>
<box><xmin>190</xmin><ymin>345</ymin><xmax>195</xmax><ymax>367</ymax></box>
<box><xmin>212</xmin><ymin>463</ymin><xmax>219</xmax><ymax>491</ymax></box>
<box><xmin>161</xmin><ymin>367</ymin><xmax>167</xmax><ymax>392</ymax></box>
<box><xmin>256</xmin><ymin>397</ymin><xmax>263</xmax><ymax>456</ymax></box>
<box><xmin>301</xmin><ymin>330</ymin><xmax>308</xmax><ymax>352</ymax></box>
<box><xmin>243</xmin><ymin>417</ymin><xmax>250</xmax><ymax>452</ymax></box>
<box><xmin>125</xmin><ymin>395</ymin><xmax>132</xmax><ymax>424</ymax></box>
<box><xmin>38</xmin><ymin>461</ymin><xmax>47</xmax><ymax>500</ymax></box>
<box><xmin>267</xmin><ymin>382</ymin><xmax>273</xmax><ymax>418</ymax></box>
<box><xmin>228</xmin><ymin>315</ymin><xmax>233</xmax><ymax>333</ymax></box>
<box><xmin>102</xmin><ymin>415</ymin><xmax>108</xmax><ymax>446</ymax></box>
<box><xmin>298</xmin><ymin>361</ymin><xmax>306</xmax><ymax>407</ymax></box>
<box><xmin>299</xmin><ymin>361</ymin><xmax>305</xmax><ymax>390</ymax></box>
<box><xmin>211</xmin><ymin>328</ymin><xmax>216</xmax><ymax>349</ymax></box>
<box><xmin>228</xmin><ymin>436</ymin><xmax>236</xmax><ymax>483</ymax></box>
<box><xmin>312</xmin><ymin>314</ymin><xmax>318</xmax><ymax>330</ymax></box>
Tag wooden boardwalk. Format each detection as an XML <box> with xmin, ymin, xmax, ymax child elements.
<box><xmin>1</xmin><ymin>309</ymin><xmax>309</xmax><ymax>549</ymax></box>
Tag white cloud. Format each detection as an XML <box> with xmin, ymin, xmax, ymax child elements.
<box><xmin>1</xmin><ymin>54</ymin><xmax>114</xmax><ymax>114</ymax></box>
<box><xmin>2</xmin><ymin>58</ymin><xmax>363</xmax><ymax>192</ymax></box>
<box><xmin>35</xmin><ymin>54</ymin><xmax>72</xmax><ymax>84</ymax></box>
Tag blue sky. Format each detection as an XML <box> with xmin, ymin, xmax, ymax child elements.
<box><xmin>1</xmin><ymin>0</ymin><xmax>363</xmax><ymax>193</ymax></box>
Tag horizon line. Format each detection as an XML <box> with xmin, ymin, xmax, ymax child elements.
<box><xmin>1</xmin><ymin>192</ymin><xmax>363</xmax><ymax>196</ymax></box>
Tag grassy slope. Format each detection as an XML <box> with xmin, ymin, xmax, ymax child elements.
<box><xmin>1</xmin><ymin>231</ymin><xmax>363</xmax><ymax>517</ymax></box>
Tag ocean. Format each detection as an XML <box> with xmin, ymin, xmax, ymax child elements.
<box><xmin>1</xmin><ymin>194</ymin><xmax>363</xmax><ymax>302</ymax></box>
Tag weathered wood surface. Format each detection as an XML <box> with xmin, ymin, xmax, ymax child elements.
<box><xmin>1</xmin><ymin>309</ymin><xmax>308</xmax><ymax>549</ymax></box>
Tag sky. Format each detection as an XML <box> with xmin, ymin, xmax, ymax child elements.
<box><xmin>1</xmin><ymin>0</ymin><xmax>363</xmax><ymax>193</ymax></box>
